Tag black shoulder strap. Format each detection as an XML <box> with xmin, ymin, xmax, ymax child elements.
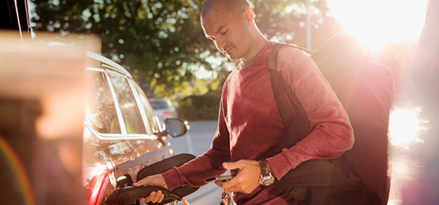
<box><xmin>268</xmin><ymin>43</ymin><xmax>311</xmax><ymax>156</ymax></box>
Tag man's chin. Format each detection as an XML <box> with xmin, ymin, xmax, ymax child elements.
<box><xmin>226</xmin><ymin>54</ymin><xmax>239</xmax><ymax>61</ymax></box>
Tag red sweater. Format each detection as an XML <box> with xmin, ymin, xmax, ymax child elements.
<box><xmin>163</xmin><ymin>41</ymin><xmax>353</xmax><ymax>204</ymax></box>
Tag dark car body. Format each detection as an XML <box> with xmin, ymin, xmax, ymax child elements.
<box><xmin>83</xmin><ymin>52</ymin><xmax>187</xmax><ymax>205</ymax></box>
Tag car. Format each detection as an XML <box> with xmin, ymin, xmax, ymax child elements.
<box><xmin>82</xmin><ymin>51</ymin><xmax>190</xmax><ymax>205</ymax></box>
<box><xmin>149</xmin><ymin>98</ymin><xmax>178</xmax><ymax>125</ymax></box>
<box><xmin>1</xmin><ymin>1</ymin><xmax>193</xmax><ymax>204</ymax></box>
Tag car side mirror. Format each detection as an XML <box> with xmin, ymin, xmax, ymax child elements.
<box><xmin>164</xmin><ymin>118</ymin><xmax>189</xmax><ymax>138</ymax></box>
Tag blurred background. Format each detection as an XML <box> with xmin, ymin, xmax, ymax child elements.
<box><xmin>21</xmin><ymin>0</ymin><xmax>433</xmax><ymax>122</ymax></box>
<box><xmin>1</xmin><ymin>0</ymin><xmax>438</xmax><ymax>204</ymax></box>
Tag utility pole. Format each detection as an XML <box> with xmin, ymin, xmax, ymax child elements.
<box><xmin>306</xmin><ymin>0</ymin><xmax>312</xmax><ymax>50</ymax></box>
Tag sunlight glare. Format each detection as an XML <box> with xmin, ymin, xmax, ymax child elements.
<box><xmin>326</xmin><ymin>0</ymin><xmax>429</xmax><ymax>51</ymax></box>
<box><xmin>91</xmin><ymin>165</ymin><xmax>107</xmax><ymax>176</ymax></box>
<box><xmin>389</xmin><ymin>108</ymin><xmax>424</xmax><ymax>146</ymax></box>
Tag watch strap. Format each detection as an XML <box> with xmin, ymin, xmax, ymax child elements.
<box><xmin>259</xmin><ymin>159</ymin><xmax>271</xmax><ymax>176</ymax></box>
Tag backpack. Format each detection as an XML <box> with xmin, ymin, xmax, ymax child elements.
<box><xmin>268</xmin><ymin>34</ymin><xmax>395</xmax><ymax>204</ymax></box>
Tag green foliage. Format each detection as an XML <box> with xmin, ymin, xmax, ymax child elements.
<box><xmin>32</xmin><ymin>0</ymin><xmax>343</xmax><ymax>119</ymax></box>
<box><xmin>178</xmin><ymin>91</ymin><xmax>221</xmax><ymax>120</ymax></box>
<box><xmin>32</xmin><ymin>0</ymin><xmax>340</xmax><ymax>91</ymax></box>
<box><xmin>32</xmin><ymin>0</ymin><xmax>215</xmax><ymax>95</ymax></box>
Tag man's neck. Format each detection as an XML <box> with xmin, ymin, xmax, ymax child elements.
<box><xmin>241</xmin><ymin>39</ymin><xmax>268</xmax><ymax>66</ymax></box>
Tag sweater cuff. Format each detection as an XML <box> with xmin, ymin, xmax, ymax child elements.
<box><xmin>162</xmin><ymin>166</ymin><xmax>183</xmax><ymax>191</ymax></box>
<box><xmin>267</xmin><ymin>149</ymin><xmax>310</xmax><ymax>180</ymax></box>
<box><xmin>267</xmin><ymin>153</ymin><xmax>292</xmax><ymax>180</ymax></box>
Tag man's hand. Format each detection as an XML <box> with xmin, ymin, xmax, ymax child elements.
<box><xmin>133</xmin><ymin>174</ymin><xmax>168</xmax><ymax>203</ymax></box>
<box><xmin>215</xmin><ymin>160</ymin><xmax>260</xmax><ymax>194</ymax></box>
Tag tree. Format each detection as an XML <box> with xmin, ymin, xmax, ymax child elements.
<box><xmin>32</xmin><ymin>0</ymin><xmax>213</xmax><ymax>96</ymax></box>
<box><xmin>252</xmin><ymin>0</ymin><xmax>343</xmax><ymax>49</ymax></box>
<box><xmin>32</xmin><ymin>0</ymin><xmax>341</xmax><ymax>98</ymax></box>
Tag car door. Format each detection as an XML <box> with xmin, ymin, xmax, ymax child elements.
<box><xmin>83</xmin><ymin>61</ymin><xmax>174</xmax><ymax>205</ymax></box>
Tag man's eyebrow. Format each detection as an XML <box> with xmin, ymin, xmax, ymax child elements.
<box><xmin>205</xmin><ymin>25</ymin><xmax>227</xmax><ymax>39</ymax></box>
<box><xmin>215</xmin><ymin>25</ymin><xmax>226</xmax><ymax>34</ymax></box>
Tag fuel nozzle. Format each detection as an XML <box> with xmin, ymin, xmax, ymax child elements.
<box><xmin>104</xmin><ymin>186</ymin><xmax>181</xmax><ymax>205</ymax></box>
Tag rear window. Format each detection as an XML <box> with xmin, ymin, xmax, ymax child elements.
<box><xmin>85</xmin><ymin>71</ymin><xmax>121</xmax><ymax>134</ymax></box>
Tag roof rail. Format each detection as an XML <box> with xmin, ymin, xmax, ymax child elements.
<box><xmin>87</xmin><ymin>51</ymin><xmax>132</xmax><ymax>78</ymax></box>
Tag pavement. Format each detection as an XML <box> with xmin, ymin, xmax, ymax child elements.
<box><xmin>167</xmin><ymin>120</ymin><xmax>226</xmax><ymax>205</ymax></box>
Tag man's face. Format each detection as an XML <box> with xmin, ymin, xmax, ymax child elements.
<box><xmin>201</xmin><ymin>5</ymin><xmax>251</xmax><ymax>61</ymax></box>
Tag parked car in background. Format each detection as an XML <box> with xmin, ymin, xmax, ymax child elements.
<box><xmin>83</xmin><ymin>51</ymin><xmax>189</xmax><ymax>205</ymax></box>
<box><xmin>149</xmin><ymin>98</ymin><xmax>178</xmax><ymax>125</ymax></box>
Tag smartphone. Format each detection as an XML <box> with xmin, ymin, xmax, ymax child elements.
<box><xmin>205</xmin><ymin>175</ymin><xmax>233</xmax><ymax>183</ymax></box>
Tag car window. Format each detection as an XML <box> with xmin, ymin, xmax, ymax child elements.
<box><xmin>107</xmin><ymin>72</ymin><xmax>146</xmax><ymax>134</ymax></box>
<box><xmin>132</xmin><ymin>84</ymin><xmax>160</xmax><ymax>134</ymax></box>
<box><xmin>85</xmin><ymin>71</ymin><xmax>121</xmax><ymax>134</ymax></box>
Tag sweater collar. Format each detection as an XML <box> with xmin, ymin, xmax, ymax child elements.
<box><xmin>237</xmin><ymin>41</ymin><xmax>276</xmax><ymax>71</ymax></box>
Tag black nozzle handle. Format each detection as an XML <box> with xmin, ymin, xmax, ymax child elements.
<box><xmin>116</xmin><ymin>186</ymin><xmax>181</xmax><ymax>205</ymax></box>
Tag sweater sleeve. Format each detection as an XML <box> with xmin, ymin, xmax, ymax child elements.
<box><xmin>162</xmin><ymin>84</ymin><xmax>232</xmax><ymax>191</ymax></box>
<box><xmin>267</xmin><ymin>47</ymin><xmax>354</xmax><ymax>180</ymax></box>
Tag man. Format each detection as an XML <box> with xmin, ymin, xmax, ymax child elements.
<box><xmin>134</xmin><ymin>0</ymin><xmax>353</xmax><ymax>204</ymax></box>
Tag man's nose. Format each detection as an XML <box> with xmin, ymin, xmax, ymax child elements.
<box><xmin>215</xmin><ymin>38</ymin><xmax>227</xmax><ymax>53</ymax></box>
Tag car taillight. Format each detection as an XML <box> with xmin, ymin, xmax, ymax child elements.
<box><xmin>163</xmin><ymin>111</ymin><xmax>174</xmax><ymax>115</ymax></box>
<box><xmin>84</xmin><ymin>165</ymin><xmax>109</xmax><ymax>205</ymax></box>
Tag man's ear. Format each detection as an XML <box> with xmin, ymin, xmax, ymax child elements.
<box><xmin>242</xmin><ymin>7</ymin><xmax>255</xmax><ymax>25</ymax></box>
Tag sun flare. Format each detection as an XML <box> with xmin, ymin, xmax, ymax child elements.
<box><xmin>326</xmin><ymin>0</ymin><xmax>429</xmax><ymax>51</ymax></box>
<box><xmin>389</xmin><ymin>108</ymin><xmax>425</xmax><ymax>146</ymax></box>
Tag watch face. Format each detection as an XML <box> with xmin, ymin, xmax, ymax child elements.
<box><xmin>259</xmin><ymin>175</ymin><xmax>275</xmax><ymax>186</ymax></box>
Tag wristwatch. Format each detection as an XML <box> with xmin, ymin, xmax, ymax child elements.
<box><xmin>258</xmin><ymin>159</ymin><xmax>275</xmax><ymax>186</ymax></box>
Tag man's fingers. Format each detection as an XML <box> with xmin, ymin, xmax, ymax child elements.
<box><xmin>223</xmin><ymin>184</ymin><xmax>242</xmax><ymax>194</ymax></box>
<box><xmin>217</xmin><ymin>160</ymin><xmax>261</xmax><ymax>194</ymax></box>
<box><xmin>222</xmin><ymin>183</ymin><xmax>235</xmax><ymax>194</ymax></box>
<box><xmin>137</xmin><ymin>190</ymin><xmax>165</xmax><ymax>203</ymax></box>
<box><xmin>223</xmin><ymin>183</ymin><xmax>257</xmax><ymax>194</ymax></box>
<box><xmin>143</xmin><ymin>191</ymin><xmax>156</xmax><ymax>202</ymax></box>
<box><xmin>131</xmin><ymin>175</ymin><xmax>167</xmax><ymax>203</ymax></box>
<box><xmin>157</xmin><ymin>191</ymin><xmax>165</xmax><ymax>203</ymax></box>
<box><xmin>150</xmin><ymin>190</ymin><xmax>162</xmax><ymax>203</ymax></box>
<box><xmin>217</xmin><ymin>177</ymin><xmax>239</xmax><ymax>193</ymax></box>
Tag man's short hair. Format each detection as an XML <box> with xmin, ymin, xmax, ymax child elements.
<box><xmin>201</xmin><ymin>0</ymin><xmax>250</xmax><ymax>17</ymax></box>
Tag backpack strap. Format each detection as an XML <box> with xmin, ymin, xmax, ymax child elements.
<box><xmin>268</xmin><ymin>43</ymin><xmax>294</xmax><ymax>130</ymax></box>
<box><xmin>268</xmin><ymin>43</ymin><xmax>311</xmax><ymax>156</ymax></box>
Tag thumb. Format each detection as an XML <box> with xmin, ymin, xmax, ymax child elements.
<box><xmin>133</xmin><ymin>177</ymin><xmax>149</xmax><ymax>187</ymax></box>
<box><xmin>223</xmin><ymin>161</ymin><xmax>244</xmax><ymax>170</ymax></box>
